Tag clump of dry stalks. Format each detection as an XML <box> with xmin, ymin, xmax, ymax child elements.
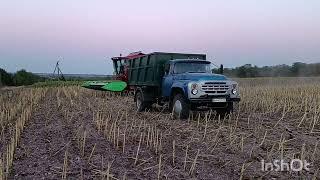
<box><xmin>0</xmin><ymin>88</ymin><xmax>47</xmax><ymax>179</ymax></box>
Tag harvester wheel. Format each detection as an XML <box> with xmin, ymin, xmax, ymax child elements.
<box><xmin>172</xmin><ymin>94</ymin><xmax>190</xmax><ymax>119</ymax></box>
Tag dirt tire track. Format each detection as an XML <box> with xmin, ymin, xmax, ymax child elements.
<box><xmin>63</xmin><ymin>90</ymin><xmax>164</xmax><ymax>179</ymax></box>
<box><xmin>11</xmin><ymin>89</ymin><xmax>77</xmax><ymax>179</ymax></box>
<box><xmin>11</xmin><ymin>88</ymin><xmax>164</xmax><ymax>179</ymax></box>
<box><xmin>85</xmin><ymin>92</ymin><xmax>233</xmax><ymax>179</ymax></box>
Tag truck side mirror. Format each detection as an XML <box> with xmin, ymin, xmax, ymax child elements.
<box><xmin>164</xmin><ymin>64</ymin><xmax>170</xmax><ymax>75</ymax></box>
<box><xmin>220</xmin><ymin>64</ymin><xmax>224</xmax><ymax>74</ymax></box>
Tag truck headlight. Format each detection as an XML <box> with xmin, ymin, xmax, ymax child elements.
<box><xmin>232</xmin><ymin>89</ymin><xmax>237</xmax><ymax>95</ymax></box>
<box><xmin>191</xmin><ymin>89</ymin><xmax>198</xmax><ymax>95</ymax></box>
<box><xmin>191</xmin><ymin>83</ymin><xmax>198</xmax><ymax>89</ymax></box>
<box><xmin>232</xmin><ymin>84</ymin><xmax>237</xmax><ymax>89</ymax></box>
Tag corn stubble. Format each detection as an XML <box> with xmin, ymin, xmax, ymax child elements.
<box><xmin>0</xmin><ymin>88</ymin><xmax>47</xmax><ymax>179</ymax></box>
<box><xmin>0</xmin><ymin>77</ymin><xmax>319</xmax><ymax>179</ymax></box>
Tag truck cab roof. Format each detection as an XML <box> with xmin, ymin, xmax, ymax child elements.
<box><xmin>169</xmin><ymin>59</ymin><xmax>210</xmax><ymax>64</ymax></box>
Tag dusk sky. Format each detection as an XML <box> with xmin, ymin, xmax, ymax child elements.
<box><xmin>1</xmin><ymin>0</ymin><xmax>319</xmax><ymax>74</ymax></box>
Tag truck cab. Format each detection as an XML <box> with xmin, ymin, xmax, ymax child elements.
<box><xmin>161</xmin><ymin>59</ymin><xmax>240</xmax><ymax>118</ymax></box>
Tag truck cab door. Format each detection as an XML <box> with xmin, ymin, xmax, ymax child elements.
<box><xmin>162</xmin><ymin>63</ymin><xmax>174</xmax><ymax>97</ymax></box>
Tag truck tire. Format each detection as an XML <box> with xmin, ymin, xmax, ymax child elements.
<box><xmin>135</xmin><ymin>90</ymin><xmax>152</xmax><ymax>112</ymax></box>
<box><xmin>172</xmin><ymin>94</ymin><xmax>190</xmax><ymax>119</ymax></box>
<box><xmin>216</xmin><ymin>102</ymin><xmax>233</xmax><ymax>118</ymax></box>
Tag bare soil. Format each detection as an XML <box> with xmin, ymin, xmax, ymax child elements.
<box><xmin>8</xmin><ymin>87</ymin><xmax>320</xmax><ymax>179</ymax></box>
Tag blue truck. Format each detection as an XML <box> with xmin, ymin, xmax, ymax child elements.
<box><xmin>111</xmin><ymin>52</ymin><xmax>240</xmax><ymax>119</ymax></box>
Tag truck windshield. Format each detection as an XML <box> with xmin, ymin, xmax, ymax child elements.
<box><xmin>173</xmin><ymin>62</ymin><xmax>211</xmax><ymax>74</ymax></box>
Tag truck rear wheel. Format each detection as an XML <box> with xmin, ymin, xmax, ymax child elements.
<box><xmin>135</xmin><ymin>90</ymin><xmax>151</xmax><ymax>112</ymax></box>
<box><xmin>172</xmin><ymin>94</ymin><xmax>190</xmax><ymax>119</ymax></box>
<box><xmin>136</xmin><ymin>91</ymin><xmax>145</xmax><ymax>112</ymax></box>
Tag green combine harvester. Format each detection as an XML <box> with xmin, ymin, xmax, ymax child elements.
<box><xmin>81</xmin><ymin>52</ymin><xmax>145</xmax><ymax>92</ymax></box>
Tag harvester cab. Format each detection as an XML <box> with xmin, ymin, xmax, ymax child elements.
<box><xmin>111</xmin><ymin>51</ymin><xmax>145</xmax><ymax>82</ymax></box>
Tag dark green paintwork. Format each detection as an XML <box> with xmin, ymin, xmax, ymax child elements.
<box><xmin>128</xmin><ymin>52</ymin><xmax>206</xmax><ymax>87</ymax></box>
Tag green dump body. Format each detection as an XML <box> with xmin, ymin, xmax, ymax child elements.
<box><xmin>128</xmin><ymin>52</ymin><xmax>206</xmax><ymax>87</ymax></box>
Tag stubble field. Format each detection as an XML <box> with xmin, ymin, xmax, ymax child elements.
<box><xmin>0</xmin><ymin>77</ymin><xmax>320</xmax><ymax>179</ymax></box>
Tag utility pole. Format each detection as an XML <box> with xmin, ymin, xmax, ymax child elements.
<box><xmin>52</xmin><ymin>60</ymin><xmax>65</xmax><ymax>81</ymax></box>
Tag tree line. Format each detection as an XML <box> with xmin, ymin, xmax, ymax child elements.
<box><xmin>214</xmin><ymin>62</ymin><xmax>320</xmax><ymax>78</ymax></box>
<box><xmin>0</xmin><ymin>68</ymin><xmax>45</xmax><ymax>87</ymax></box>
<box><xmin>1</xmin><ymin>62</ymin><xmax>320</xmax><ymax>87</ymax></box>
<box><xmin>0</xmin><ymin>68</ymin><xmax>111</xmax><ymax>87</ymax></box>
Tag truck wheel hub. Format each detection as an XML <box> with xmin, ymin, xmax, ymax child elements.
<box><xmin>173</xmin><ymin>100</ymin><xmax>182</xmax><ymax>115</ymax></box>
<box><xmin>136</xmin><ymin>96</ymin><xmax>142</xmax><ymax>109</ymax></box>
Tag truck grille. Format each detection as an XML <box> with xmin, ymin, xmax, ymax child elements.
<box><xmin>201</xmin><ymin>82</ymin><xmax>229</xmax><ymax>94</ymax></box>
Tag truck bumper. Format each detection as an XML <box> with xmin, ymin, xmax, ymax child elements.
<box><xmin>189</xmin><ymin>95</ymin><xmax>240</xmax><ymax>107</ymax></box>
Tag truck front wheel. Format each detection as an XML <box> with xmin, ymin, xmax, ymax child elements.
<box><xmin>172</xmin><ymin>94</ymin><xmax>190</xmax><ymax>119</ymax></box>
